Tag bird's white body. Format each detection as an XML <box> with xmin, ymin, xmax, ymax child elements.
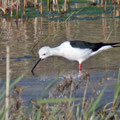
<box><xmin>52</xmin><ymin>41</ymin><xmax>92</xmax><ymax>63</ymax></box>
<box><xmin>39</xmin><ymin>41</ymin><xmax>112</xmax><ymax>64</ymax></box>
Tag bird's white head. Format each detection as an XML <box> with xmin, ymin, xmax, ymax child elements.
<box><xmin>38</xmin><ymin>46</ymin><xmax>51</xmax><ymax>60</ymax></box>
<box><xmin>31</xmin><ymin>46</ymin><xmax>51</xmax><ymax>75</ymax></box>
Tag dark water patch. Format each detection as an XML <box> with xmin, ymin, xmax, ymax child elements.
<box><xmin>69</xmin><ymin>7</ymin><xmax>105</xmax><ymax>15</ymax></box>
<box><xmin>71</xmin><ymin>0</ymin><xmax>88</xmax><ymax>4</ymax></box>
<box><xmin>2</xmin><ymin>56</ymin><xmax>33</xmax><ymax>61</ymax></box>
<box><xmin>9</xmin><ymin>70</ymin><xmax>116</xmax><ymax>104</ymax></box>
<box><xmin>2</xmin><ymin>3</ymin><xmax>117</xmax><ymax>21</ymax></box>
<box><xmin>0</xmin><ymin>69</ymin><xmax>118</xmax><ymax>107</ymax></box>
<box><xmin>47</xmin><ymin>15</ymin><xmax>118</xmax><ymax>21</ymax></box>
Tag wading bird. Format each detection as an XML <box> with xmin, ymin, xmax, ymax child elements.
<box><xmin>31</xmin><ymin>41</ymin><xmax>120</xmax><ymax>75</ymax></box>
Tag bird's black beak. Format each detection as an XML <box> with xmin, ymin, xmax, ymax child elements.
<box><xmin>31</xmin><ymin>58</ymin><xmax>41</xmax><ymax>75</ymax></box>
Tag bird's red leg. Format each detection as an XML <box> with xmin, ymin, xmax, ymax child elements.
<box><xmin>79</xmin><ymin>64</ymin><xmax>82</xmax><ymax>72</ymax></box>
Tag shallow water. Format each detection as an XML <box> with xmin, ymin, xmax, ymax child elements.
<box><xmin>0</xmin><ymin>3</ymin><xmax>120</xmax><ymax>103</ymax></box>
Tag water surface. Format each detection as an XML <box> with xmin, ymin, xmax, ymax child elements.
<box><xmin>0</xmin><ymin>3</ymin><xmax>120</xmax><ymax>103</ymax></box>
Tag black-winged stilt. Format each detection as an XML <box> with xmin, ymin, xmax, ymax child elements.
<box><xmin>31</xmin><ymin>41</ymin><xmax>120</xmax><ymax>75</ymax></box>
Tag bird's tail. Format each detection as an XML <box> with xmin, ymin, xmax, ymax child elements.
<box><xmin>105</xmin><ymin>42</ymin><xmax>120</xmax><ymax>47</ymax></box>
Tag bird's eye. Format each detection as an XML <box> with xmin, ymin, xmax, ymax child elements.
<box><xmin>43</xmin><ymin>53</ymin><xmax>46</xmax><ymax>55</ymax></box>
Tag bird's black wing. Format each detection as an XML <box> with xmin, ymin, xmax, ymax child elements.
<box><xmin>70</xmin><ymin>41</ymin><xmax>105</xmax><ymax>52</ymax></box>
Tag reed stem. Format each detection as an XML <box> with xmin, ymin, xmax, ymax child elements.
<box><xmin>5</xmin><ymin>46</ymin><xmax>10</xmax><ymax>120</ymax></box>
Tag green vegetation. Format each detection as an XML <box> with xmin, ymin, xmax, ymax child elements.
<box><xmin>0</xmin><ymin>70</ymin><xmax>120</xmax><ymax>120</ymax></box>
<box><xmin>1</xmin><ymin>0</ymin><xmax>119</xmax><ymax>20</ymax></box>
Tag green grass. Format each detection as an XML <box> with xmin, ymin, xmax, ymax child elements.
<box><xmin>0</xmin><ymin>70</ymin><xmax>120</xmax><ymax>119</ymax></box>
<box><xmin>2</xmin><ymin>0</ymin><xmax>118</xmax><ymax>20</ymax></box>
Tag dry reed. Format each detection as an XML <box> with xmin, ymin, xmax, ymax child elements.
<box><xmin>5</xmin><ymin>46</ymin><xmax>10</xmax><ymax>120</ymax></box>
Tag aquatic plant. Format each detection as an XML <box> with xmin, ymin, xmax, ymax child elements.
<box><xmin>0</xmin><ymin>71</ymin><xmax>120</xmax><ymax>119</ymax></box>
<box><xmin>0</xmin><ymin>0</ymin><xmax>119</xmax><ymax>18</ymax></box>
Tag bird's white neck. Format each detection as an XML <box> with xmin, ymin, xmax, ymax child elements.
<box><xmin>50</xmin><ymin>47</ymin><xmax>63</xmax><ymax>57</ymax></box>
